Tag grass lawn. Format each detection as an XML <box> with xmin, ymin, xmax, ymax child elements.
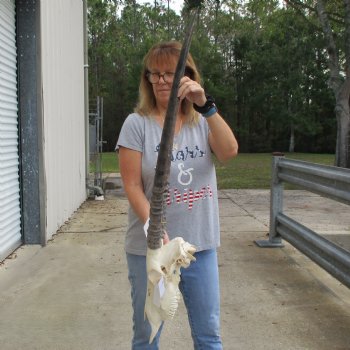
<box><xmin>95</xmin><ymin>152</ymin><xmax>335</xmax><ymax>189</ymax></box>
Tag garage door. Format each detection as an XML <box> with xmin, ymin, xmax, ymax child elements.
<box><xmin>0</xmin><ymin>0</ymin><xmax>22</xmax><ymax>261</ymax></box>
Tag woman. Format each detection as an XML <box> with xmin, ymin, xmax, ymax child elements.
<box><xmin>117</xmin><ymin>41</ymin><xmax>238</xmax><ymax>349</ymax></box>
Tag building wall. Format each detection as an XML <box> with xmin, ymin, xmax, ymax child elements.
<box><xmin>40</xmin><ymin>0</ymin><xmax>86</xmax><ymax>239</ymax></box>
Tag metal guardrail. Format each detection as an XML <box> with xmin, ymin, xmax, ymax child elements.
<box><xmin>255</xmin><ymin>154</ymin><xmax>350</xmax><ymax>289</ymax></box>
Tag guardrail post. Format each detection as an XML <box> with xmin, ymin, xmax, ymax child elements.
<box><xmin>255</xmin><ymin>153</ymin><xmax>284</xmax><ymax>247</ymax></box>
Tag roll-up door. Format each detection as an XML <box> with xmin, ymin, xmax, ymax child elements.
<box><xmin>0</xmin><ymin>0</ymin><xmax>22</xmax><ymax>261</ymax></box>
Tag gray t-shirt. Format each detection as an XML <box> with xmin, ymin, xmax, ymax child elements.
<box><xmin>117</xmin><ymin>113</ymin><xmax>220</xmax><ymax>255</ymax></box>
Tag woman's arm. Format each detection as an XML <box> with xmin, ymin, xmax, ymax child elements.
<box><xmin>178</xmin><ymin>76</ymin><xmax>238</xmax><ymax>163</ymax></box>
<box><xmin>207</xmin><ymin>113</ymin><xmax>238</xmax><ymax>163</ymax></box>
<box><xmin>118</xmin><ymin>147</ymin><xmax>150</xmax><ymax>224</ymax></box>
<box><xmin>118</xmin><ymin>146</ymin><xmax>170</xmax><ymax>243</ymax></box>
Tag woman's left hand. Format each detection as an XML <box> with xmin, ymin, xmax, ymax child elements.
<box><xmin>178</xmin><ymin>76</ymin><xmax>206</xmax><ymax>107</ymax></box>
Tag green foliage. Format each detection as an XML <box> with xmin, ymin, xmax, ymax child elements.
<box><xmin>184</xmin><ymin>0</ymin><xmax>204</xmax><ymax>10</ymax></box>
<box><xmin>215</xmin><ymin>152</ymin><xmax>335</xmax><ymax>189</ymax></box>
<box><xmin>87</xmin><ymin>0</ymin><xmax>338</xmax><ymax>153</ymax></box>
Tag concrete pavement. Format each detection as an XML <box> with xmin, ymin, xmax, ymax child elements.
<box><xmin>0</xmin><ymin>176</ymin><xmax>350</xmax><ymax>349</ymax></box>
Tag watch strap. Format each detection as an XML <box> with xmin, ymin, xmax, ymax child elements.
<box><xmin>193</xmin><ymin>94</ymin><xmax>216</xmax><ymax>115</ymax></box>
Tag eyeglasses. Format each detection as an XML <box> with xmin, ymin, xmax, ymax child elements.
<box><xmin>146</xmin><ymin>71</ymin><xmax>175</xmax><ymax>84</ymax></box>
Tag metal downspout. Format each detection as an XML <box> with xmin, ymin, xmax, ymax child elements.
<box><xmin>83</xmin><ymin>0</ymin><xmax>90</xmax><ymax>196</ymax></box>
<box><xmin>83</xmin><ymin>0</ymin><xmax>104</xmax><ymax>198</ymax></box>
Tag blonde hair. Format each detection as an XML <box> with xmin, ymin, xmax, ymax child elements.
<box><xmin>135</xmin><ymin>41</ymin><xmax>201</xmax><ymax>124</ymax></box>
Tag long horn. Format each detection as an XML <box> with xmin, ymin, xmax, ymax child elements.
<box><xmin>147</xmin><ymin>3</ymin><xmax>202</xmax><ymax>249</ymax></box>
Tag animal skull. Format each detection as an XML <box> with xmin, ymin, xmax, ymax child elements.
<box><xmin>145</xmin><ymin>237</ymin><xmax>196</xmax><ymax>343</ymax></box>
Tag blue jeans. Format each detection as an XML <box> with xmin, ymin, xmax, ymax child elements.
<box><xmin>126</xmin><ymin>249</ymin><xmax>223</xmax><ymax>350</ymax></box>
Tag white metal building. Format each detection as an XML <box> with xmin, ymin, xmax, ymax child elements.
<box><xmin>0</xmin><ymin>0</ymin><xmax>21</xmax><ymax>260</ymax></box>
<box><xmin>0</xmin><ymin>0</ymin><xmax>88</xmax><ymax>261</ymax></box>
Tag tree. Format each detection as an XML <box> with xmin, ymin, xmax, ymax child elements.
<box><xmin>286</xmin><ymin>0</ymin><xmax>350</xmax><ymax>167</ymax></box>
<box><xmin>87</xmin><ymin>0</ymin><xmax>183</xmax><ymax>150</ymax></box>
<box><xmin>210</xmin><ymin>0</ymin><xmax>334</xmax><ymax>153</ymax></box>
<box><xmin>87</xmin><ymin>0</ymin><xmax>338</xmax><ymax>154</ymax></box>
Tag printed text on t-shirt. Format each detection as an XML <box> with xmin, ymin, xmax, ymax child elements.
<box><xmin>166</xmin><ymin>185</ymin><xmax>213</xmax><ymax>210</ymax></box>
<box><xmin>155</xmin><ymin>144</ymin><xmax>206</xmax><ymax>161</ymax></box>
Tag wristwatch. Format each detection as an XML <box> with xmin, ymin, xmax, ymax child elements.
<box><xmin>193</xmin><ymin>95</ymin><xmax>218</xmax><ymax>118</ymax></box>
